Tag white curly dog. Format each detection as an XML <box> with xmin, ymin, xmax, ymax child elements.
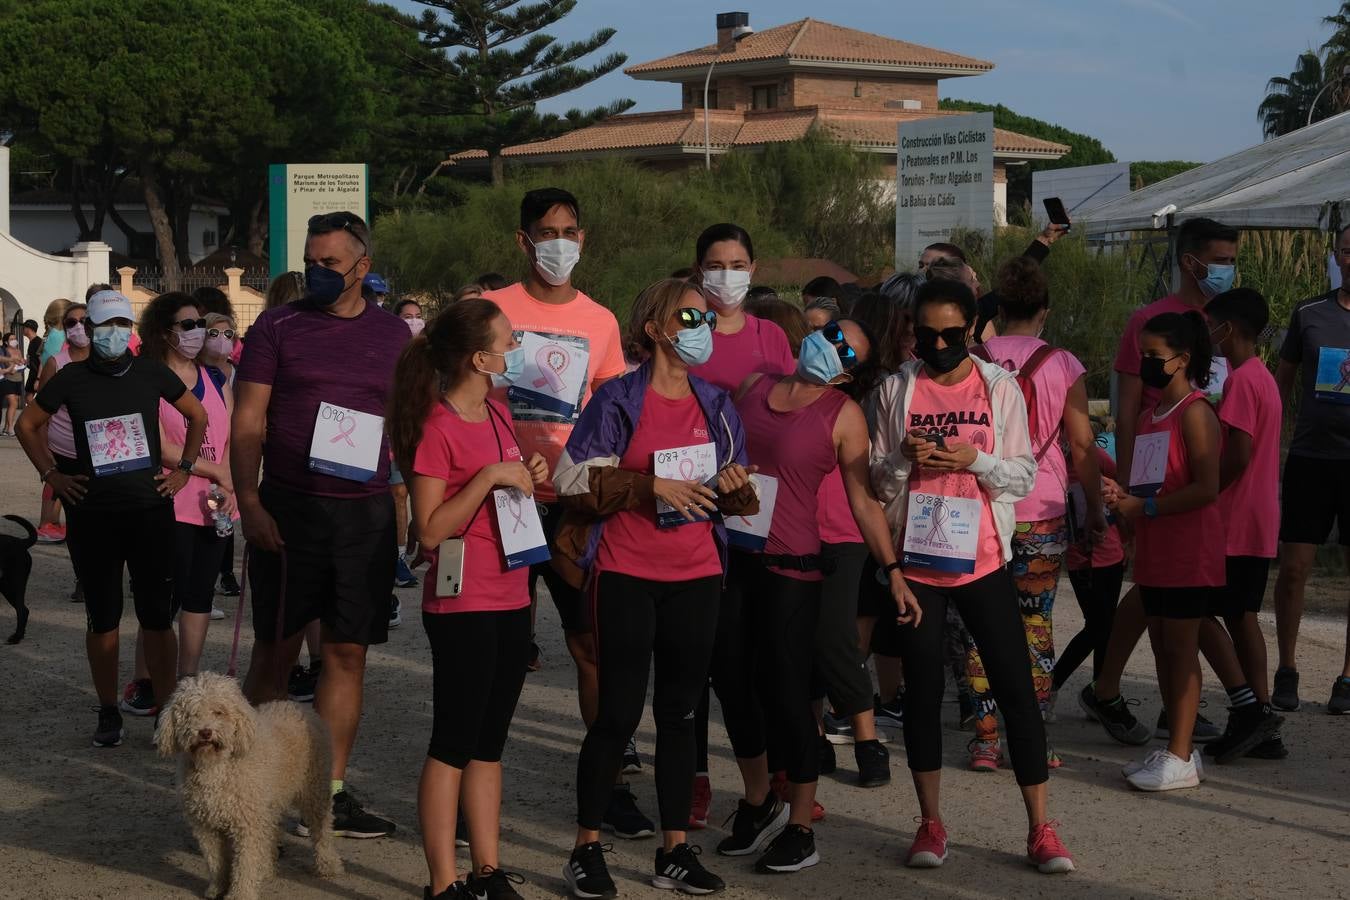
<box><xmin>157</xmin><ymin>672</ymin><xmax>342</xmax><ymax>899</ymax></box>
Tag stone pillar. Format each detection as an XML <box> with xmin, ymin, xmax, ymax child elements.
<box><xmin>71</xmin><ymin>241</ymin><xmax>112</xmax><ymax>291</ymax></box>
<box><xmin>224</xmin><ymin>266</ymin><xmax>244</xmax><ymax>308</ymax></box>
<box><xmin>117</xmin><ymin>266</ymin><xmax>137</xmax><ymax>297</ymax></box>
<box><xmin>0</xmin><ymin>145</ymin><xmax>9</xmax><ymax>236</ymax></box>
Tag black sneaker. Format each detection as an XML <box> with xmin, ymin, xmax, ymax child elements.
<box><xmin>92</xmin><ymin>705</ymin><xmax>124</xmax><ymax>748</ymax></box>
<box><xmin>1271</xmin><ymin>667</ymin><xmax>1300</xmax><ymax>711</ymax></box>
<box><xmin>1329</xmin><ymin>676</ymin><xmax>1350</xmax><ymax>715</ymax></box>
<box><xmin>1078</xmin><ymin>684</ymin><xmax>1151</xmax><ymax>745</ymax></box>
<box><xmin>304</xmin><ymin>789</ymin><xmax>394</xmax><ymax>838</ymax></box>
<box><xmin>1155</xmin><ymin>708</ymin><xmax>1222</xmax><ymax>743</ymax></box>
<box><xmin>623</xmin><ymin>736</ymin><xmax>643</xmax><ymax>775</ymax></box>
<box><xmin>874</xmin><ymin>692</ymin><xmax>904</xmax><ymax>729</ymax></box>
<box><xmin>287</xmin><ymin>661</ymin><xmax>321</xmax><ymax>703</ymax></box>
<box><xmin>465</xmin><ymin>866</ymin><xmax>525</xmax><ymax>899</ymax></box>
<box><xmin>854</xmin><ymin>738</ymin><xmax>891</xmax><ymax>788</ymax></box>
<box><xmin>424</xmin><ymin>882</ymin><xmax>473</xmax><ymax>900</ymax></box>
<box><xmin>564</xmin><ymin>842</ymin><xmax>616</xmax><ymax>899</ymax></box>
<box><xmin>119</xmin><ymin>678</ymin><xmax>158</xmax><ymax>717</ymax></box>
<box><xmin>653</xmin><ymin>843</ymin><xmax>724</xmax><ymax>894</ymax></box>
<box><xmin>70</xmin><ymin>581</ymin><xmax>84</xmax><ymax>603</ymax></box>
<box><xmin>1206</xmin><ymin>704</ymin><xmax>1284</xmax><ymax>764</ymax></box>
<box><xmin>602</xmin><ymin>784</ymin><xmax>655</xmax><ymax>839</ymax></box>
<box><xmin>822</xmin><ymin>709</ymin><xmax>853</xmax><ymax>744</ymax></box>
<box><xmin>753</xmin><ymin>824</ymin><xmax>819</xmax><ymax>874</ymax></box>
<box><xmin>218</xmin><ymin>571</ymin><xmax>241</xmax><ymax>597</ymax></box>
<box><xmin>817</xmin><ymin>735</ymin><xmax>836</xmax><ymax>775</ymax></box>
<box><xmin>389</xmin><ymin>595</ymin><xmax>403</xmax><ymax>629</ymax></box>
<box><xmin>957</xmin><ymin>690</ymin><xmax>976</xmax><ymax>730</ymax></box>
<box><xmin>1247</xmin><ymin>730</ymin><xmax>1290</xmax><ymax>759</ymax></box>
<box><xmin>716</xmin><ymin>795</ymin><xmax>787</xmax><ymax>857</ymax></box>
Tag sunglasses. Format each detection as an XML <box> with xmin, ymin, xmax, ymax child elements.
<box><xmin>820</xmin><ymin>321</ymin><xmax>859</xmax><ymax>369</ymax></box>
<box><xmin>308</xmin><ymin>212</ymin><xmax>369</xmax><ymax>253</ymax></box>
<box><xmin>62</xmin><ymin>318</ymin><xmax>87</xmax><ymax>331</ymax></box>
<box><xmin>207</xmin><ymin>327</ymin><xmax>237</xmax><ymax>340</ymax></box>
<box><xmin>676</xmin><ymin>307</ymin><xmax>717</xmax><ymax>329</ymax></box>
<box><xmin>175</xmin><ymin>318</ymin><xmax>208</xmax><ymax>332</ymax></box>
<box><xmin>914</xmin><ymin>325</ymin><xmax>968</xmax><ymax>349</ymax></box>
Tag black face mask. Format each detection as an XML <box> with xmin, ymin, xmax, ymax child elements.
<box><xmin>1139</xmin><ymin>355</ymin><xmax>1177</xmax><ymax>390</ymax></box>
<box><xmin>915</xmin><ymin>339</ymin><xmax>969</xmax><ymax>375</ymax></box>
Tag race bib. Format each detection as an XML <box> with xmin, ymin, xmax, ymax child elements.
<box><xmin>1129</xmin><ymin>431</ymin><xmax>1169</xmax><ymax>497</ymax></box>
<box><xmin>653</xmin><ymin>441</ymin><xmax>718</xmax><ymax>528</ymax></box>
<box><xmin>726</xmin><ymin>474</ymin><xmax>777</xmax><ymax>551</ymax></box>
<box><xmin>85</xmin><ymin>413</ymin><xmax>152</xmax><ymax>477</ymax></box>
<box><xmin>506</xmin><ymin>330</ymin><xmax>591</xmax><ymax>422</ymax></box>
<box><xmin>1314</xmin><ymin>346</ymin><xmax>1350</xmax><ymax>404</ymax></box>
<box><xmin>902</xmin><ymin>492</ymin><xmax>981</xmax><ymax>574</ymax></box>
<box><xmin>493</xmin><ymin>489</ymin><xmax>551</xmax><ymax>570</ymax></box>
<box><xmin>308</xmin><ymin>402</ymin><xmax>383</xmax><ymax>482</ymax></box>
<box><xmin>1205</xmin><ymin>356</ymin><xmax>1229</xmax><ymax>401</ymax></box>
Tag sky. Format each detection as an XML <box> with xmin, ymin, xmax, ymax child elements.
<box><xmin>391</xmin><ymin>0</ymin><xmax>1345</xmax><ymax>163</ymax></box>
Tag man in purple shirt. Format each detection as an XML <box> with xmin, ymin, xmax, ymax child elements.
<box><xmin>232</xmin><ymin>211</ymin><xmax>408</xmax><ymax>838</ymax></box>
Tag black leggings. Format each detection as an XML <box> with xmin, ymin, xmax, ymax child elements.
<box><xmin>219</xmin><ymin>533</ymin><xmax>235</xmax><ymax>577</ymax></box>
<box><xmin>899</xmin><ymin>568</ymin><xmax>1048</xmax><ymax>786</ymax></box>
<box><xmin>812</xmin><ymin>542</ymin><xmax>873</xmax><ymax>717</ymax></box>
<box><xmin>1053</xmin><ymin>563</ymin><xmax>1125</xmax><ymax>689</ymax></box>
<box><xmin>68</xmin><ymin>504</ymin><xmax>176</xmax><ymax>635</ymax></box>
<box><xmin>710</xmin><ymin>556</ymin><xmax>821</xmax><ymax>785</ymax></box>
<box><xmin>174</xmin><ymin>522</ymin><xmax>229</xmax><ymax>615</ymax></box>
<box><xmin>577</xmin><ymin>572</ymin><xmax>721</xmax><ymax>831</ymax></box>
<box><xmin>424</xmin><ymin>607</ymin><xmax>530</xmax><ymax>769</ymax></box>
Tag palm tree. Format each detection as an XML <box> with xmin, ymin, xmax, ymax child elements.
<box><xmin>1258</xmin><ymin>51</ymin><xmax>1325</xmax><ymax>138</ymax></box>
<box><xmin>1324</xmin><ymin>1</ymin><xmax>1350</xmax><ymax>110</ymax></box>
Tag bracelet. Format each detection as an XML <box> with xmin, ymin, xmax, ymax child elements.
<box><xmin>39</xmin><ymin>465</ymin><xmax>57</xmax><ymax>483</ymax></box>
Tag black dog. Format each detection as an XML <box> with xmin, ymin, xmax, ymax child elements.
<box><xmin>0</xmin><ymin>515</ymin><xmax>36</xmax><ymax>644</ymax></box>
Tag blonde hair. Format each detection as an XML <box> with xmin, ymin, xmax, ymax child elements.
<box><xmin>204</xmin><ymin>312</ymin><xmax>236</xmax><ymax>331</ymax></box>
<box><xmin>625</xmin><ymin>278</ymin><xmax>700</xmax><ymax>362</ymax></box>
<box><xmin>44</xmin><ymin>299</ymin><xmax>71</xmax><ymax>330</ymax></box>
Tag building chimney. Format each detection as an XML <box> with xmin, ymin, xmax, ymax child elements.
<box><xmin>717</xmin><ymin>12</ymin><xmax>749</xmax><ymax>52</ymax></box>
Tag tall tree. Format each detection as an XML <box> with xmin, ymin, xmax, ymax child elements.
<box><xmin>1323</xmin><ymin>2</ymin><xmax>1350</xmax><ymax>113</ymax></box>
<box><xmin>1258</xmin><ymin>51</ymin><xmax>1326</xmax><ymax>138</ymax></box>
<box><xmin>410</xmin><ymin>0</ymin><xmax>634</xmax><ymax>186</ymax></box>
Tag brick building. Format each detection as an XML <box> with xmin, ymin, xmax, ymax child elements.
<box><xmin>450</xmin><ymin>13</ymin><xmax>1069</xmax><ymax>222</ymax></box>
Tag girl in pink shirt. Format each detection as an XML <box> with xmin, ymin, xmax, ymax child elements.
<box><xmin>1107</xmin><ymin>311</ymin><xmax>1222</xmax><ymax>793</ymax></box>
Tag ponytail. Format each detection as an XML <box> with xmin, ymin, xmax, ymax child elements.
<box><xmin>1141</xmin><ymin>310</ymin><xmax>1212</xmax><ymax>389</ymax></box>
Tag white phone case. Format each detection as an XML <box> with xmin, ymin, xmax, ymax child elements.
<box><xmin>436</xmin><ymin>538</ymin><xmax>465</xmax><ymax>598</ymax></box>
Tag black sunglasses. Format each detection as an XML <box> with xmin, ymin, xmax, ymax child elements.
<box><xmin>308</xmin><ymin>212</ymin><xmax>369</xmax><ymax>253</ymax></box>
<box><xmin>820</xmin><ymin>321</ymin><xmax>859</xmax><ymax>369</ymax></box>
<box><xmin>62</xmin><ymin>317</ymin><xmax>87</xmax><ymax>331</ymax></box>
<box><xmin>914</xmin><ymin>325</ymin><xmax>969</xmax><ymax>349</ymax></box>
<box><xmin>676</xmin><ymin>307</ymin><xmax>717</xmax><ymax>330</ymax></box>
<box><xmin>206</xmin><ymin>327</ymin><xmax>236</xmax><ymax>340</ymax></box>
<box><xmin>174</xmin><ymin>318</ymin><xmax>208</xmax><ymax>332</ymax></box>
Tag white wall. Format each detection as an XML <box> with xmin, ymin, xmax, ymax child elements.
<box><xmin>0</xmin><ymin>235</ymin><xmax>110</xmax><ymax>325</ymax></box>
<box><xmin>9</xmin><ymin>205</ymin><xmax>224</xmax><ymax>263</ymax></box>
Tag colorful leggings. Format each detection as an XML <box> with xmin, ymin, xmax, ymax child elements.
<box><xmin>968</xmin><ymin>517</ymin><xmax>1067</xmax><ymax>742</ymax></box>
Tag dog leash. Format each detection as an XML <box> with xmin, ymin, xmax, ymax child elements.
<box><xmin>225</xmin><ymin>544</ymin><xmax>249</xmax><ymax>678</ymax></box>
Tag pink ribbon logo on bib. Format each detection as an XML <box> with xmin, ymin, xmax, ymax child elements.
<box><xmin>329</xmin><ymin>415</ymin><xmax>358</xmax><ymax>447</ymax></box>
<box><xmin>506</xmin><ymin>492</ymin><xmax>528</xmax><ymax>533</ymax></box>
<box><xmin>532</xmin><ymin>344</ymin><xmax>570</xmax><ymax>393</ymax></box>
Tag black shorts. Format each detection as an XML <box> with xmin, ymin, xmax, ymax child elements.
<box><xmin>531</xmin><ymin>502</ymin><xmax>589</xmax><ymax>633</ymax></box>
<box><xmin>859</xmin><ymin>555</ymin><xmax>904</xmax><ymax>657</ymax></box>
<box><xmin>1139</xmin><ymin>585</ymin><xmax>1219</xmax><ymax>620</ymax></box>
<box><xmin>173</xmin><ymin>522</ymin><xmax>229</xmax><ymax>615</ymax></box>
<box><xmin>1280</xmin><ymin>454</ymin><xmax>1350</xmax><ymax>546</ymax></box>
<box><xmin>1209</xmin><ymin>556</ymin><xmax>1271</xmax><ymax>617</ymax></box>
<box><xmin>0</xmin><ymin>380</ymin><xmax>21</xmax><ymax>397</ymax></box>
<box><xmin>248</xmin><ymin>482</ymin><xmax>396</xmax><ymax>646</ymax></box>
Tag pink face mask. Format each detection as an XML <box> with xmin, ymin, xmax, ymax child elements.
<box><xmin>67</xmin><ymin>324</ymin><xmax>91</xmax><ymax>348</ymax></box>
<box><xmin>405</xmin><ymin>317</ymin><xmax>426</xmax><ymax>337</ymax></box>
<box><xmin>206</xmin><ymin>335</ymin><xmax>234</xmax><ymax>359</ymax></box>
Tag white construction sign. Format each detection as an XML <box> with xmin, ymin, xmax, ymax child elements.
<box><xmin>895</xmin><ymin>112</ymin><xmax>994</xmax><ymax>269</ymax></box>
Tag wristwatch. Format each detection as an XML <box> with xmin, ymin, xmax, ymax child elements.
<box><xmin>1143</xmin><ymin>496</ymin><xmax>1159</xmax><ymax>518</ymax></box>
<box><xmin>875</xmin><ymin>561</ymin><xmax>904</xmax><ymax>584</ymax></box>
<box><xmin>178</xmin><ymin>457</ymin><xmax>197</xmax><ymax>474</ymax></box>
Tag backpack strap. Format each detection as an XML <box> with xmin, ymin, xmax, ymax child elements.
<box><xmin>1020</xmin><ymin>345</ymin><xmax>1065</xmax><ymax>463</ymax></box>
<box><xmin>969</xmin><ymin>344</ymin><xmax>992</xmax><ymax>363</ymax></box>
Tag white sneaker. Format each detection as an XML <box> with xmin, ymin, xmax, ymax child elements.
<box><xmin>209</xmin><ymin>606</ymin><xmax>226</xmax><ymax>621</ymax></box>
<box><xmin>1122</xmin><ymin>748</ymin><xmax>1163</xmax><ymax>778</ymax></box>
<box><xmin>1042</xmin><ymin>690</ymin><xmax>1059</xmax><ymax>724</ymax></box>
<box><xmin>1193</xmin><ymin>749</ymin><xmax>1206</xmax><ymax>783</ymax></box>
<box><xmin>1126</xmin><ymin>749</ymin><xmax>1200</xmax><ymax>792</ymax></box>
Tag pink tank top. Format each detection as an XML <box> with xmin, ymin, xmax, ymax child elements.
<box><xmin>816</xmin><ymin>467</ymin><xmax>862</xmax><ymax>545</ymax></box>
<box><xmin>735</xmin><ymin>376</ymin><xmax>849</xmax><ymax>581</ymax></box>
<box><xmin>160</xmin><ymin>366</ymin><xmax>231</xmax><ymax>527</ymax></box>
<box><xmin>47</xmin><ymin>348</ymin><xmax>76</xmax><ymax>460</ymax></box>
<box><xmin>1132</xmin><ymin>391</ymin><xmax>1225</xmax><ymax>588</ymax></box>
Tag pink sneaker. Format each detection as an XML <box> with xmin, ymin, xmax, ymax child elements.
<box><xmin>689</xmin><ymin>773</ymin><xmax>711</xmax><ymax>830</ymax></box>
<box><xmin>35</xmin><ymin>524</ymin><xmax>64</xmax><ymax>544</ymax></box>
<box><xmin>905</xmin><ymin>817</ymin><xmax>948</xmax><ymax>868</ymax></box>
<box><xmin>968</xmin><ymin>738</ymin><xmax>1001</xmax><ymax>772</ymax></box>
<box><xmin>770</xmin><ymin>771</ymin><xmax>826</xmax><ymax>822</ymax></box>
<box><xmin>1027</xmin><ymin>821</ymin><xmax>1075</xmax><ymax>873</ymax></box>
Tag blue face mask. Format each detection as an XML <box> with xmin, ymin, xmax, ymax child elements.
<box><xmin>1188</xmin><ymin>256</ymin><xmax>1236</xmax><ymax>300</ymax></box>
<box><xmin>666</xmin><ymin>323</ymin><xmax>714</xmax><ymax>367</ymax></box>
<box><xmin>91</xmin><ymin>325</ymin><xmax>132</xmax><ymax>360</ymax></box>
<box><xmin>479</xmin><ymin>346</ymin><xmax>526</xmax><ymax>388</ymax></box>
<box><xmin>797</xmin><ymin>330</ymin><xmax>845</xmax><ymax>385</ymax></box>
<box><xmin>305</xmin><ymin>263</ymin><xmax>357</xmax><ymax>307</ymax></box>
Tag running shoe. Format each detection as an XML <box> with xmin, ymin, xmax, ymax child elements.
<box><xmin>564</xmin><ymin>842</ymin><xmax>616</xmax><ymax>899</ymax></box>
<box><xmin>1122</xmin><ymin>748</ymin><xmax>1164</xmax><ymax>778</ymax></box>
<box><xmin>35</xmin><ymin>523</ymin><xmax>64</xmax><ymax>544</ymax></box>
<box><xmin>623</xmin><ymin>736</ymin><xmax>643</xmax><ymax>775</ymax></box>
<box><xmin>1027</xmin><ymin>821</ymin><xmax>1075</xmax><ymax>873</ymax></box>
<box><xmin>1126</xmin><ymin>749</ymin><xmax>1200</xmax><ymax>792</ymax></box>
<box><xmin>689</xmin><ymin>773</ymin><xmax>711</xmax><ymax>830</ymax></box>
<box><xmin>1046</xmin><ymin>744</ymin><xmax>1063</xmax><ymax>769</ymax></box>
<box><xmin>465</xmin><ymin>866</ymin><xmax>525</xmax><ymax>900</ymax></box>
<box><xmin>967</xmin><ymin>738</ymin><xmax>1001</xmax><ymax>772</ymax></box>
<box><xmin>602</xmin><ymin>784</ymin><xmax>655</xmax><ymax>839</ymax></box>
<box><xmin>822</xmin><ymin>709</ymin><xmax>854</xmax><ymax>744</ymax></box>
<box><xmin>957</xmin><ymin>691</ymin><xmax>976</xmax><ymax>730</ymax></box>
<box><xmin>854</xmin><ymin>738</ymin><xmax>891</xmax><ymax>788</ymax></box>
<box><xmin>119</xmin><ymin>678</ymin><xmax>158</xmax><ymax>717</ymax></box>
<box><xmin>904</xmin><ymin>817</ymin><xmax>948</xmax><ymax>868</ymax></box>
<box><xmin>395</xmin><ymin>554</ymin><xmax>419</xmax><ymax>588</ymax></box>
<box><xmin>1205</xmin><ymin>704</ymin><xmax>1284</xmax><ymax>763</ymax></box>
<box><xmin>753</xmin><ymin>824</ymin><xmax>818</xmax><ymax>874</ymax></box>
<box><xmin>1154</xmin><ymin>709</ymin><xmax>1221</xmax><ymax>743</ymax></box>
<box><xmin>218</xmin><ymin>572</ymin><xmax>241</xmax><ymax>597</ymax></box>
<box><xmin>1042</xmin><ymin>689</ymin><xmax>1059</xmax><ymax>724</ymax></box>
<box><xmin>1271</xmin><ymin>666</ymin><xmax>1300</xmax><ymax>712</ymax></box>
<box><xmin>1247</xmin><ymin>731</ymin><xmax>1290</xmax><ymax>759</ymax></box>
<box><xmin>817</xmin><ymin>735</ymin><xmax>836</xmax><ymax>775</ymax></box>
<box><xmin>716</xmin><ymin>795</ymin><xmax>787</xmax><ymax>857</ymax></box>
<box><xmin>299</xmin><ymin>788</ymin><xmax>395</xmax><ymax>838</ymax></box>
<box><xmin>874</xmin><ymin>692</ymin><xmax>904</xmax><ymax>729</ymax></box>
<box><xmin>653</xmin><ymin>843</ymin><xmax>724</xmax><ymax>894</ymax></box>
<box><xmin>1328</xmin><ymin>676</ymin><xmax>1350</xmax><ymax>715</ymax></box>
<box><xmin>209</xmin><ymin>606</ymin><xmax>226</xmax><ymax>621</ymax></box>
<box><xmin>769</xmin><ymin>772</ymin><xmax>825</xmax><ymax>822</ymax></box>
<box><xmin>288</xmin><ymin>661</ymin><xmax>321</xmax><ymax>703</ymax></box>
<box><xmin>1078</xmin><ymin>684</ymin><xmax>1151</xmax><ymax>745</ymax></box>
<box><xmin>389</xmin><ymin>596</ymin><xmax>402</xmax><ymax>629</ymax></box>
<box><xmin>69</xmin><ymin>581</ymin><xmax>84</xmax><ymax>603</ymax></box>
<box><xmin>424</xmin><ymin>882</ymin><xmax>473</xmax><ymax>900</ymax></box>
<box><xmin>92</xmin><ymin>705</ymin><xmax>124</xmax><ymax>748</ymax></box>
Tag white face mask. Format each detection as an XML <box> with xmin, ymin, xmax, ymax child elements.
<box><xmin>528</xmin><ymin>237</ymin><xmax>581</xmax><ymax>287</ymax></box>
<box><xmin>701</xmin><ymin>268</ymin><xmax>751</xmax><ymax>308</ymax></box>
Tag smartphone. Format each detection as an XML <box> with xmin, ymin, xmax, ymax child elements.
<box><xmin>1043</xmin><ymin>196</ymin><xmax>1071</xmax><ymax>229</ymax></box>
<box><xmin>436</xmin><ymin>537</ymin><xmax>465</xmax><ymax>597</ymax></box>
<box><xmin>923</xmin><ymin>430</ymin><xmax>947</xmax><ymax>450</ymax></box>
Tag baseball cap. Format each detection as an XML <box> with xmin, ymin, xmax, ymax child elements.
<box><xmin>87</xmin><ymin>290</ymin><xmax>136</xmax><ymax>325</ymax></box>
<box><xmin>363</xmin><ymin>273</ymin><xmax>389</xmax><ymax>294</ymax></box>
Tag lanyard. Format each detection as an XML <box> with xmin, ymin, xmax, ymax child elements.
<box><xmin>442</xmin><ymin>400</ymin><xmax>509</xmax><ymax>538</ymax></box>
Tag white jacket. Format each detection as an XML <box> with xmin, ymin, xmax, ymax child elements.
<box><xmin>868</xmin><ymin>357</ymin><xmax>1036</xmax><ymax>566</ymax></box>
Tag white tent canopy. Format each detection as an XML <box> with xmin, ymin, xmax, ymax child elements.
<box><xmin>1077</xmin><ymin>110</ymin><xmax>1350</xmax><ymax>233</ymax></box>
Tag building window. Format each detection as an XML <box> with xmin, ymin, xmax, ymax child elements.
<box><xmin>752</xmin><ymin>84</ymin><xmax>777</xmax><ymax>110</ymax></box>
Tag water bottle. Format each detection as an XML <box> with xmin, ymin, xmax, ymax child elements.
<box><xmin>206</xmin><ymin>485</ymin><xmax>234</xmax><ymax>538</ymax></box>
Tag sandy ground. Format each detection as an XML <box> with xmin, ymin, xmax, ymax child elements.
<box><xmin>1</xmin><ymin>436</ymin><xmax>1348</xmax><ymax>900</ymax></box>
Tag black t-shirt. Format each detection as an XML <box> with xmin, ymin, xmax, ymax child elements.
<box><xmin>36</xmin><ymin>356</ymin><xmax>188</xmax><ymax>513</ymax></box>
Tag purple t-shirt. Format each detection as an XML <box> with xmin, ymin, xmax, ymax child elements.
<box><xmin>237</xmin><ymin>300</ymin><xmax>408</xmax><ymax>497</ymax></box>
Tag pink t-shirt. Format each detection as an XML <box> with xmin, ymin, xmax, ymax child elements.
<box><xmin>1065</xmin><ymin>446</ymin><xmax>1124</xmax><ymax>571</ymax></box>
<box><xmin>904</xmin><ymin>366</ymin><xmax>1003</xmax><ymax>587</ymax></box>
<box><xmin>160</xmin><ymin>366</ymin><xmax>230</xmax><ymax>527</ymax></box>
<box><xmin>1114</xmin><ymin>294</ymin><xmax>1215</xmax><ymax>409</ymax></box>
<box><xmin>47</xmin><ymin>348</ymin><xmax>77</xmax><ymax>460</ymax></box>
<box><xmin>413</xmin><ymin>400</ymin><xmax>531</xmax><ymax>615</ymax></box>
<box><xmin>484</xmin><ymin>283</ymin><xmax>626</xmax><ymax>503</ymax></box>
<box><xmin>1132</xmin><ymin>391</ymin><xmax>1226</xmax><ymax>588</ymax></box>
<box><xmin>982</xmin><ymin>335</ymin><xmax>1086</xmax><ymax>522</ymax></box>
<box><xmin>816</xmin><ymin>468</ymin><xmax>862</xmax><ymax>545</ymax></box>
<box><xmin>693</xmin><ymin>314</ymin><xmax>795</xmax><ymax>392</ymax></box>
<box><xmin>1217</xmin><ymin>357</ymin><xmax>1280</xmax><ymax>558</ymax></box>
<box><xmin>594</xmin><ymin>390</ymin><xmax>722</xmax><ymax>581</ymax></box>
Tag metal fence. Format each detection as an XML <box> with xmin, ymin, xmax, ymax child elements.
<box><xmin>134</xmin><ymin>267</ymin><xmax>272</xmax><ymax>294</ymax></box>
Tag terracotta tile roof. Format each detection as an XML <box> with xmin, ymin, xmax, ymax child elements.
<box><xmin>626</xmin><ymin>18</ymin><xmax>994</xmax><ymax>77</ymax></box>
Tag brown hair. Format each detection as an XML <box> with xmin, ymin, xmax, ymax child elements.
<box><xmin>995</xmin><ymin>256</ymin><xmax>1049</xmax><ymax>321</ymax></box>
<box><xmin>388</xmin><ymin>298</ymin><xmax>504</xmax><ymax>475</ymax></box>
<box><xmin>265</xmin><ymin>272</ymin><xmax>304</xmax><ymax>309</ymax></box>
<box><xmin>139</xmin><ymin>292</ymin><xmax>203</xmax><ymax>363</ymax></box>
<box><xmin>625</xmin><ymin>278</ymin><xmax>699</xmax><ymax>362</ymax></box>
<box><xmin>745</xmin><ymin>295</ymin><xmax>809</xmax><ymax>357</ymax></box>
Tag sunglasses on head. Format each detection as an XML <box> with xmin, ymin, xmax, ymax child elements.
<box><xmin>820</xmin><ymin>321</ymin><xmax>859</xmax><ymax>369</ymax></box>
<box><xmin>914</xmin><ymin>325</ymin><xmax>968</xmax><ymax>348</ymax></box>
<box><xmin>207</xmin><ymin>327</ymin><xmax>236</xmax><ymax>340</ymax></box>
<box><xmin>174</xmin><ymin>318</ymin><xmax>208</xmax><ymax>332</ymax></box>
<box><xmin>62</xmin><ymin>317</ymin><xmax>86</xmax><ymax>331</ymax></box>
<box><xmin>308</xmin><ymin>212</ymin><xmax>369</xmax><ymax>254</ymax></box>
<box><xmin>676</xmin><ymin>307</ymin><xmax>716</xmax><ymax>330</ymax></box>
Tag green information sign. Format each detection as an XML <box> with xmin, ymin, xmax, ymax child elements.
<box><xmin>269</xmin><ymin>163</ymin><xmax>369</xmax><ymax>279</ymax></box>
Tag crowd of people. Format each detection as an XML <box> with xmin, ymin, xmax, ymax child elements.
<box><xmin>5</xmin><ymin>189</ymin><xmax>1350</xmax><ymax>900</ymax></box>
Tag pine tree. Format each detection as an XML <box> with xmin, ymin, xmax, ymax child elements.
<box><xmin>411</xmin><ymin>0</ymin><xmax>634</xmax><ymax>186</ymax></box>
